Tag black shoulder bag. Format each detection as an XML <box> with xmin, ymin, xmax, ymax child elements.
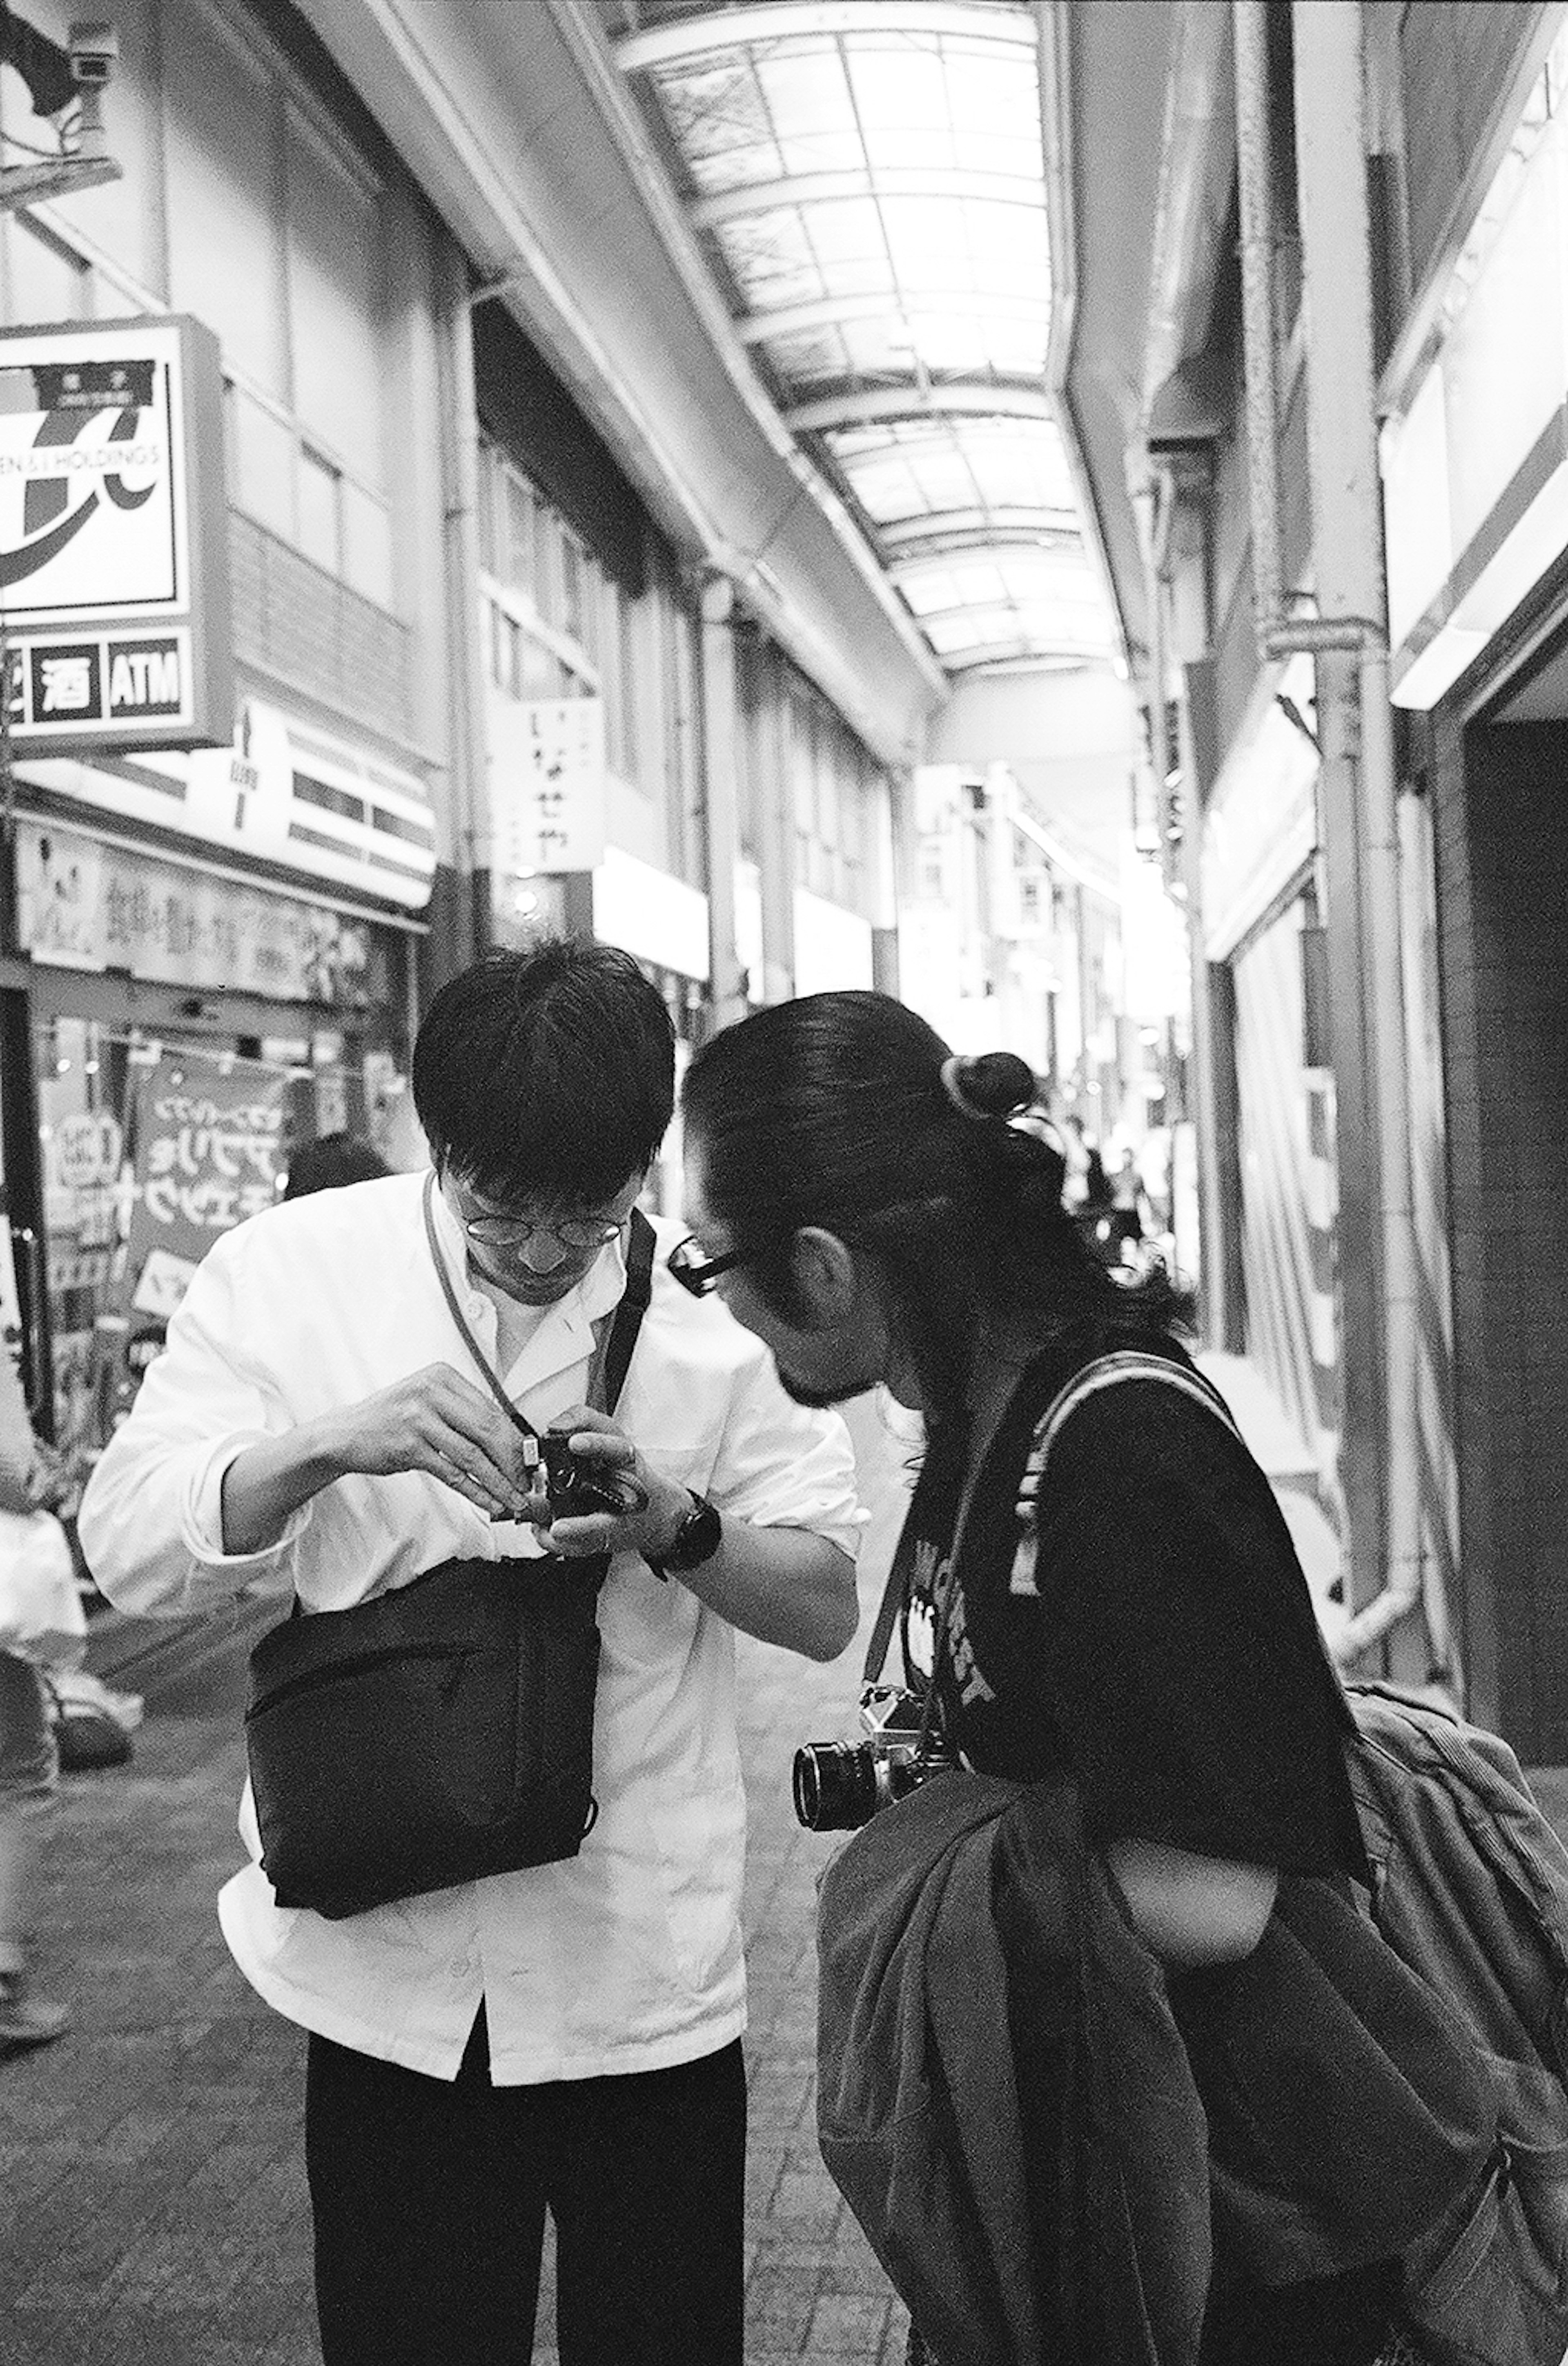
<box><xmin>244</xmin><ymin>1190</ymin><xmax>656</xmax><ymax>1922</ymax></box>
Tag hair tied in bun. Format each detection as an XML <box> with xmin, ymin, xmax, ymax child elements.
<box><xmin>939</xmin><ymin>1051</ymin><xmax>1037</xmax><ymax>1123</ymax></box>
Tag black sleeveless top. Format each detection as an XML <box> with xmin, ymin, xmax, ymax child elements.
<box><xmin>899</xmin><ymin>1324</ymin><xmax>1365</xmax><ymax>1885</ymax></box>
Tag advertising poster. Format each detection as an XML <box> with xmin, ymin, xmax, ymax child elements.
<box><xmin>0</xmin><ymin>323</ymin><xmax>186</xmax><ymax>622</ymax></box>
<box><xmin>0</xmin><ymin>312</ymin><xmax>231</xmax><ymax>751</ymax></box>
<box><xmin>122</xmin><ymin>1047</ymin><xmax>287</xmax><ymax>1317</ymax></box>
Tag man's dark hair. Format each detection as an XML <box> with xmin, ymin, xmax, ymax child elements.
<box><xmin>413</xmin><ymin>941</ymin><xmax>675</xmax><ymax>1205</ymax></box>
<box><xmin>682</xmin><ymin>990</ymin><xmax>1191</xmax><ymax>1424</ymax></box>
<box><xmin>283</xmin><ymin>1132</ymin><xmax>390</xmax><ymax>1200</ymax></box>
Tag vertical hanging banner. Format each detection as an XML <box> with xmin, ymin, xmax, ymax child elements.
<box><xmin>489</xmin><ymin>693</ymin><xmax>607</xmax><ymax>873</ymax></box>
<box><xmin>0</xmin><ymin>314</ymin><xmax>232</xmax><ymax>752</ymax></box>
<box><xmin>122</xmin><ymin>1048</ymin><xmax>287</xmax><ymax>1318</ymax></box>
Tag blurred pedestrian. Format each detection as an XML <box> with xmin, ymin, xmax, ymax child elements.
<box><xmin>1141</xmin><ymin>1121</ymin><xmax>1173</xmax><ymax>1236</ymax></box>
<box><xmin>0</xmin><ymin>1351</ymin><xmax>76</xmax><ymax>2052</ymax></box>
<box><xmin>283</xmin><ymin>1131</ymin><xmax>391</xmax><ymax>1201</ymax></box>
<box><xmin>1109</xmin><ymin>1147</ymin><xmax>1151</xmax><ymax>1263</ymax></box>
<box><xmin>1059</xmin><ymin>1112</ymin><xmax>1092</xmax><ymax>1209</ymax></box>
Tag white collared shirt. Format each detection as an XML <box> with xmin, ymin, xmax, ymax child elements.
<box><xmin>80</xmin><ymin>1171</ymin><xmax>862</xmax><ymax>2084</ymax></box>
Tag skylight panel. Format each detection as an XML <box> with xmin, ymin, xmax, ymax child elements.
<box><xmin>755</xmin><ymin>48</ymin><xmax>855</xmax><ymax>144</ymax></box>
<box><xmin>815</xmin><ymin>254</ymin><xmax>900</xmax><ymax>298</ymax></box>
<box><xmin>802</xmin><ymin>196</ymin><xmax>886</xmax><ymax>266</ymax></box>
<box><xmin>659</xmin><ymin>60</ymin><xmax>775</xmax><ymax>170</ymax></box>
<box><xmin>841</xmin><ymin>456</ymin><xmax>926</xmax><ymax>521</ymax></box>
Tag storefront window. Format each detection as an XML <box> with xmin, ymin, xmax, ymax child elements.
<box><xmin>36</xmin><ymin>1017</ymin><xmax>377</xmax><ymax>1471</ymax></box>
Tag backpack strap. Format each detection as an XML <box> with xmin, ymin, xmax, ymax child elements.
<box><xmin>1032</xmin><ymin>1348</ymin><xmax>1241</xmax><ymax>1467</ymax></box>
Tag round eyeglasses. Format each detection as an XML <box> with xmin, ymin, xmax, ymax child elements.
<box><xmin>668</xmin><ymin>1236</ymin><xmax>750</xmax><ymax>1297</ymax></box>
<box><xmin>458</xmin><ymin>1206</ymin><xmax>626</xmax><ymax>1256</ymax></box>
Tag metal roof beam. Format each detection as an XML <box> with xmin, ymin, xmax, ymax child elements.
<box><xmin>737</xmin><ymin>290</ymin><xmax>1050</xmax><ymax>343</ymax></box>
<box><xmin>793</xmin><ymin>382</ymin><xmax>1056</xmax><ymax>432</ymax></box>
<box><xmin>615</xmin><ymin>4</ymin><xmax>1036</xmax><ymax>75</ymax></box>
<box><xmin>892</xmin><ymin>552</ymin><xmax>1091</xmax><ymax>590</ymax></box>
<box><xmin>879</xmin><ymin>506</ymin><xmax>1078</xmax><ymax>546</ymax></box>
<box><xmin>693</xmin><ymin>167</ymin><xmax>1042</xmax><ymax>228</ymax></box>
<box><xmin>915</xmin><ymin>601</ymin><xmax>1107</xmax><ymax>634</ymax></box>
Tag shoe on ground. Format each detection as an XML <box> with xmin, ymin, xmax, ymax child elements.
<box><xmin>0</xmin><ymin>1971</ymin><xmax>69</xmax><ymax>2050</ymax></box>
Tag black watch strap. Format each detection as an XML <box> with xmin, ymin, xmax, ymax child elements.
<box><xmin>645</xmin><ymin>1491</ymin><xmax>722</xmax><ymax>1580</ymax></box>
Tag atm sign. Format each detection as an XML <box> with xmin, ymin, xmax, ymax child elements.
<box><xmin>6</xmin><ymin>625</ymin><xmax>192</xmax><ymax>740</ymax></box>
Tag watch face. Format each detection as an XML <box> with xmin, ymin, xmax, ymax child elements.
<box><xmin>665</xmin><ymin>1494</ymin><xmax>721</xmax><ymax>1571</ymax></box>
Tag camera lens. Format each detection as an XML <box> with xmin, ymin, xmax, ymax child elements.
<box><xmin>793</xmin><ymin>1741</ymin><xmax>880</xmax><ymax>1831</ymax></box>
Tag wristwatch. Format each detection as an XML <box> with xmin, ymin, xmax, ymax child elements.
<box><xmin>645</xmin><ymin>1490</ymin><xmax>722</xmax><ymax>1580</ymax></box>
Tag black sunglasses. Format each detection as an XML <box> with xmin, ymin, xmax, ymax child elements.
<box><xmin>667</xmin><ymin>1236</ymin><xmax>750</xmax><ymax>1298</ymax></box>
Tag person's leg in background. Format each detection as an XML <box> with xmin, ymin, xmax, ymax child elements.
<box><xmin>544</xmin><ymin>2039</ymin><xmax>747</xmax><ymax>2366</ymax></box>
<box><xmin>306</xmin><ymin>2008</ymin><xmax>549</xmax><ymax>2366</ymax></box>
<box><xmin>0</xmin><ymin>1649</ymin><xmax>69</xmax><ymax>2049</ymax></box>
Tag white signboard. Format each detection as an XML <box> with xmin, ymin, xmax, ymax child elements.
<box><xmin>3</xmin><ymin>624</ymin><xmax>192</xmax><ymax>735</ymax></box>
<box><xmin>0</xmin><ymin>314</ymin><xmax>230</xmax><ymax>751</ymax></box>
<box><xmin>0</xmin><ymin>320</ymin><xmax>188</xmax><ymax>620</ymax></box>
<box><xmin>489</xmin><ymin>693</ymin><xmax>607</xmax><ymax>873</ymax></box>
<box><xmin>15</xmin><ymin>820</ymin><xmax>377</xmax><ymax>1003</ymax></box>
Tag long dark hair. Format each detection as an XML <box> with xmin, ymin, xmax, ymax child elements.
<box><xmin>682</xmin><ymin>991</ymin><xmax>1192</xmax><ymax>1424</ymax></box>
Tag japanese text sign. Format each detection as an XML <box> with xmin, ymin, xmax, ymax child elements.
<box><xmin>124</xmin><ymin>1048</ymin><xmax>286</xmax><ymax>1312</ymax></box>
<box><xmin>0</xmin><ymin>313</ymin><xmax>231</xmax><ymax>750</ymax></box>
<box><xmin>489</xmin><ymin>693</ymin><xmax>607</xmax><ymax>874</ymax></box>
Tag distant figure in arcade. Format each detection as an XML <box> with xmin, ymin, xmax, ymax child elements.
<box><xmin>283</xmin><ymin>1133</ymin><xmax>391</xmax><ymax>1202</ymax></box>
<box><xmin>1077</xmin><ymin>1142</ymin><xmax>1148</xmax><ymax>1273</ymax></box>
<box><xmin>1109</xmin><ymin>1148</ymin><xmax>1152</xmax><ymax>1264</ymax></box>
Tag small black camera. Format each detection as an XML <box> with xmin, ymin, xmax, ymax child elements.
<box><xmin>538</xmin><ymin>1433</ymin><xmax>630</xmax><ymax>1522</ymax></box>
<box><xmin>793</xmin><ymin>1685</ymin><xmax>952</xmax><ymax>1832</ymax></box>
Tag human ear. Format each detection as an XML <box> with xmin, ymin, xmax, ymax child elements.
<box><xmin>787</xmin><ymin>1227</ymin><xmax>860</xmax><ymax>1328</ymax></box>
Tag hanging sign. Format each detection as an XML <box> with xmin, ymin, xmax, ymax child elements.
<box><xmin>489</xmin><ymin>692</ymin><xmax>607</xmax><ymax>873</ymax></box>
<box><xmin>15</xmin><ymin>821</ymin><xmax>382</xmax><ymax>1007</ymax></box>
<box><xmin>123</xmin><ymin>1047</ymin><xmax>287</xmax><ymax>1315</ymax></box>
<box><xmin>0</xmin><ymin>313</ymin><xmax>231</xmax><ymax>751</ymax></box>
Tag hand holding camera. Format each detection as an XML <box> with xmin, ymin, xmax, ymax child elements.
<box><xmin>522</xmin><ymin>1406</ymin><xmax>681</xmax><ymax>1559</ymax></box>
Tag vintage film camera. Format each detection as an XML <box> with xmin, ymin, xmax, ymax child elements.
<box><xmin>793</xmin><ymin>1684</ymin><xmax>953</xmax><ymax>1832</ymax></box>
<box><xmin>537</xmin><ymin>1432</ymin><xmax>647</xmax><ymax>1522</ymax></box>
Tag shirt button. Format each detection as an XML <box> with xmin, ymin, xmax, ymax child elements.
<box><xmin>450</xmin><ymin>1955</ymin><xmax>474</xmax><ymax>1980</ymax></box>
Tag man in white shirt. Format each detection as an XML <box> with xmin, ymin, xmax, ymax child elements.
<box><xmin>80</xmin><ymin>941</ymin><xmax>862</xmax><ymax>2366</ymax></box>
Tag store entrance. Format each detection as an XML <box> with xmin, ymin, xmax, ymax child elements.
<box><xmin>28</xmin><ymin>975</ymin><xmax>406</xmax><ymax>1473</ymax></box>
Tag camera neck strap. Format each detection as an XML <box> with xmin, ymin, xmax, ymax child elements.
<box><xmin>863</xmin><ymin>1412</ymin><xmax>991</xmax><ymax>1765</ymax></box>
<box><xmin>420</xmin><ymin>1172</ymin><xmax>655</xmax><ymax>1438</ymax></box>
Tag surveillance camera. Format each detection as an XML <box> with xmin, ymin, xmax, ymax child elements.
<box><xmin>67</xmin><ymin>21</ymin><xmax>119</xmax><ymax>86</ymax></box>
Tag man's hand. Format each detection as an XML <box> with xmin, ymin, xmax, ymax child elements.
<box><xmin>522</xmin><ymin>1404</ymin><xmax>690</xmax><ymax>1561</ymax></box>
<box><xmin>220</xmin><ymin>1361</ymin><xmax>534</xmax><ymax>1552</ymax></box>
<box><xmin>320</xmin><ymin>1363</ymin><xmax>535</xmax><ymax>1521</ymax></box>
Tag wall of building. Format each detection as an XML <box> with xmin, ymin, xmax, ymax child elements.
<box><xmin>1429</xmin><ymin>711</ymin><xmax>1568</xmax><ymax>1755</ymax></box>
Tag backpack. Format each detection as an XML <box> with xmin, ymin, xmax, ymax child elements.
<box><xmin>1035</xmin><ymin>1350</ymin><xmax>1568</xmax><ymax>2366</ymax></box>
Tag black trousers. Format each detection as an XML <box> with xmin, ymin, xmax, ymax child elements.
<box><xmin>305</xmin><ymin>2008</ymin><xmax>746</xmax><ymax>2366</ymax></box>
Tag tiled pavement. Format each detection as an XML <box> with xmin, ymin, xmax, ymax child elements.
<box><xmin>0</xmin><ymin>1393</ymin><xmax>919</xmax><ymax>2366</ymax></box>
<box><xmin>14</xmin><ymin>1367</ymin><xmax>1559</xmax><ymax>2365</ymax></box>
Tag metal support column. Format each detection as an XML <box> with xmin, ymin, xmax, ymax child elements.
<box><xmin>1292</xmin><ymin>1</ymin><xmax>1422</xmax><ymax>1650</ymax></box>
<box><xmin>699</xmin><ymin>575</ymin><xmax>748</xmax><ymax>1034</ymax></box>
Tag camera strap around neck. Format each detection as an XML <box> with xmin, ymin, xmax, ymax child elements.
<box><xmin>420</xmin><ymin>1172</ymin><xmax>655</xmax><ymax>1444</ymax></box>
<box><xmin>862</xmin><ymin>1412</ymin><xmax>991</xmax><ymax>1766</ymax></box>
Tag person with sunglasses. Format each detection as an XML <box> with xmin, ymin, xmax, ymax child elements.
<box><xmin>78</xmin><ymin>940</ymin><xmax>861</xmax><ymax>2366</ymax></box>
<box><xmin>677</xmin><ymin>989</ymin><xmax>1468</xmax><ymax>2366</ymax></box>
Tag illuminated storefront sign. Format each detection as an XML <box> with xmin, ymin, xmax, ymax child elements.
<box><xmin>15</xmin><ymin>820</ymin><xmax>384</xmax><ymax>1008</ymax></box>
<box><xmin>0</xmin><ymin>313</ymin><xmax>231</xmax><ymax>751</ymax></box>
